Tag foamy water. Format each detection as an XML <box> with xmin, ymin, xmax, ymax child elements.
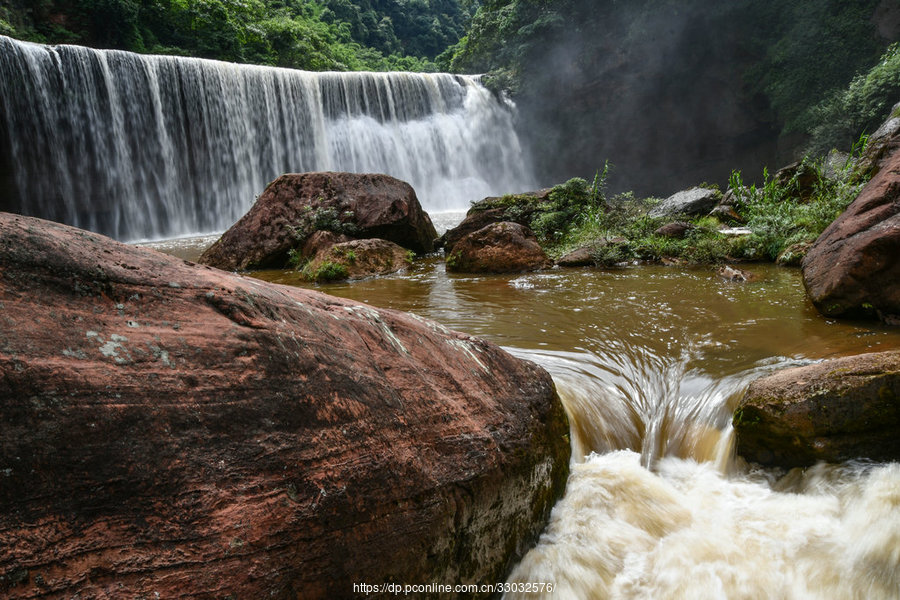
<box><xmin>507</xmin><ymin>452</ymin><xmax>900</xmax><ymax>599</ymax></box>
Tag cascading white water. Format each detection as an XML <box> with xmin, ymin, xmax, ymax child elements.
<box><xmin>0</xmin><ymin>35</ymin><xmax>532</xmax><ymax>241</ymax></box>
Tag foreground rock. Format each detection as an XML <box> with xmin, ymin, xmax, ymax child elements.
<box><xmin>199</xmin><ymin>172</ymin><xmax>438</xmax><ymax>271</ymax></box>
<box><xmin>648</xmin><ymin>186</ymin><xmax>720</xmax><ymax>218</ymax></box>
<box><xmin>303</xmin><ymin>238</ymin><xmax>411</xmax><ymax>281</ymax></box>
<box><xmin>733</xmin><ymin>350</ymin><xmax>900</xmax><ymax>468</ymax></box>
<box><xmin>439</xmin><ymin>189</ymin><xmax>552</xmax><ymax>253</ymax></box>
<box><xmin>0</xmin><ymin>213</ymin><xmax>569</xmax><ymax>598</ymax></box>
<box><xmin>855</xmin><ymin>100</ymin><xmax>900</xmax><ymax>179</ymax></box>
<box><xmin>447</xmin><ymin>222</ymin><xmax>552</xmax><ymax>274</ymax></box>
<box><xmin>801</xmin><ymin>147</ymin><xmax>900</xmax><ymax>323</ymax></box>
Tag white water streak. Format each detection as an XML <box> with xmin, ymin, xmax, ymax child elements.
<box><xmin>0</xmin><ymin>36</ymin><xmax>532</xmax><ymax>240</ymax></box>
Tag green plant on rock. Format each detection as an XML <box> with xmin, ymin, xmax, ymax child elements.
<box><xmin>287</xmin><ymin>247</ymin><xmax>307</xmax><ymax>269</ymax></box>
<box><xmin>532</xmin><ymin>175</ymin><xmax>607</xmax><ymax>244</ymax></box>
<box><xmin>728</xmin><ymin>157</ymin><xmax>864</xmax><ymax>261</ymax></box>
<box><xmin>302</xmin><ymin>260</ymin><xmax>349</xmax><ymax>282</ymax></box>
<box><xmin>291</xmin><ymin>206</ymin><xmax>360</xmax><ymax>242</ymax></box>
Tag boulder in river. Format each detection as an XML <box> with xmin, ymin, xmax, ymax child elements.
<box><xmin>439</xmin><ymin>189</ymin><xmax>552</xmax><ymax>253</ymax></box>
<box><xmin>801</xmin><ymin>146</ymin><xmax>900</xmax><ymax>323</ymax></box>
<box><xmin>301</xmin><ymin>238</ymin><xmax>412</xmax><ymax>281</ymax></box>
<box><xmin>733</xmin><ymin>350</ymin><xmax>900</xmax><ymax>468</ymax></box>
<box><xmin>648</xmin><ymin>186</ymin><xmax>721</xmax><ymax>218</ymax></box>
<box><xmin>0</xmin><ymin>212</ymin><xmax>569</xmax><ymax>598</ymax></box>
<box><xmin>447</xmin><ymin>222</ymin><xmax>552</xmax><ymax>274</ymax></box>
<box><xmin>199</xmin><ymin>172</ymin><xmax>438</xmax><ymax>271</ymax></box>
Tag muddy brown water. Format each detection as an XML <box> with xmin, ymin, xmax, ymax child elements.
<box><xmin>145</xmin><ymin>233</ymin><xmax>900</xmax><ymax>599</ymax></box>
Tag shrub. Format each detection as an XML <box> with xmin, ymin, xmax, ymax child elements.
<box><xmin>805</xmin><ymin>43</ymin><xmax>900</xmax><ymax>155</ymax></box>
<box><xmin>728</xmin><ymin>158</ymin><xmax>864</xmax><ymax>260</ymax></box>
<box><xmin>303</xmin><ymin>261</ymin><xmax>349</xmax><ymax>282</ymax></box>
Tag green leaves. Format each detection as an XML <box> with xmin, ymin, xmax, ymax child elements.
<box><xmin>5</xmin><ymin>0</ymin><xmax>467</xmax><ymax>72</ymax></box>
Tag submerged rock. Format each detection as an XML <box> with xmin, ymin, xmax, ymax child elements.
<box><xmin>199</xmin><ymin>172</ymin><xmax>437</xmax><ymax>271</ymax></box>
<box><xmin>302</xmin><ymin>238</ymin><xmax>411</xmax><ymax>281</ymax></box>
<box><xmin>801</xmin><ymin>147</ymin><xmax>900</xmax><ymax>323</ymax></box>
<box><xmin>717</xmin><ymin>265</ymin><xmax>756</xmax><ymax>282</ymax></box>
<box><xmin>0</xmin><ymin>213</ymin><xmax>569</xmax><ymax>598</ymax></box>
<box><xmin>648</xmin><ymin>186</ymin><xmax>720</xmax><ymax>218</ymax></box>
<box><xmin>447</xmin><ymin>222</ymin><xmax>552</xmax><ymax>274</ymax></box>
<box><xmin>733</xmin><ymin>350</ymin><xmax>900</xmax><ymax>468</ymax></box>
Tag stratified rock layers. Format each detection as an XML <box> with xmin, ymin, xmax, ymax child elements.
<box><xmin>0</xmin><ymin>213</ymin><xmax>569</xmax><ymax>598</ymax></box>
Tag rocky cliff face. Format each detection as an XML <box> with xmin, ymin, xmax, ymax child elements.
<box><xmin>0</xmin><ymin>212</ymin><xmax>569</xmax><ymax>598</ymax></box>
<box><xmin>802</xmin><ymin>137</ymin><xmax>900</xmax><ymax>323</ymax></box>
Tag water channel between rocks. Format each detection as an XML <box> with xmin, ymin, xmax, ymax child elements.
<box><xmin>148</xmin><ymin>231</ymin><xmax>900</xmax><ymax>599</ymax></box>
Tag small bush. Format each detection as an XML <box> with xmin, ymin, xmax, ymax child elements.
<box><xmin>302</xmin><ymin>261</ymin><xmax>349</xmax><ymax>282</ymax></box>
<box><xmin>728</xmin><ymin>158</ymin><xmax>863</xmax><ymax>260</ymax></box>
<box><xmin>805</xmin><ymin>43</ymin><xmax>900</xmax><ymax>155</ymax></box>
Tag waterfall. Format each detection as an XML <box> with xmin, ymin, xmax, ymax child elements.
<box><xmin>0</xmin><ymin>36</ymin><xmax>532</xmax><ymax>241</ymax></box>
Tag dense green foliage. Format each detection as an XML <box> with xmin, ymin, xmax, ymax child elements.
<box><xmin>805</xmin><ymin>43</ymin><xmax>900</xmax><ymax>156</ymax></box>
<box><xmin>444</xmin><ymin>0</ymin><xmax>898</xmax><ymax>193</ymax></box>
<box><xmin>526</xmin><ymin>152</ymin><xmax>866</xmax><ymax>266</ymax></box>
<box><xmin>0</xmin><ymin>0</ymin><xmax>472</xmax><ymax>71</ymax></box>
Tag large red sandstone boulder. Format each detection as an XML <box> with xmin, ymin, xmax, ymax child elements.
<box><xmin>733</xmin><ymin>350</ymin><xmax>900</xmax><ymax>468</ymax></box>
<box><xmin>446</xmin><ymin>222</ymin><xmax>552</xmax><ymax>274</ymax></box>
<box><xmin>801</xmin><ymin>148</ymin><xmax>900</xmax><ymax>323</ymax></box>
<box><xmin>199</xmin><ymin>172</ymin><xmax>438</xmax><ymax>271</ymax></box>
<box><xmin>0</xmin><ymin>213</ymin><xmax>569</xmax><ymax>598</ymax></box>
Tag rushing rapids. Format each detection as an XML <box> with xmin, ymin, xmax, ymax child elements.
<box><xmin>0</xmin><ymin>36</ymin><xmax>531</xmax><ymax>241</ymax></box>
<box><xmin>231</xmin><ymin>257</ymin><xmax>900</xmax><ymax>600</ymax></box>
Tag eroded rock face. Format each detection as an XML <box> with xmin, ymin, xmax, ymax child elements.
<box><xmin>0</xmin><ymin>213</ymin><xmax>569</xmax><ymax>598</ymax></box>
<box><xmin>855</xmin><ymin>100</ymin><xmax>900</xmax><ymax>179</ymax></box>
<box><xmin>801</xmin><ymin>148</ymin><xmax>900</xmax><ymax>323</ymax></box>
<box><xmin>199</xmin><ymin>172</ymin><xmax>438</xmax><ymax>271</ymax></box>
<box><xmin>733</xmin><ymin>350</ymin><xmax>900</xmax><ymax>468</ymax></box>
<box><xmin>447</xmin><ymin>222</ymin><xmax>552</xmax><ymax>274</ymax></box>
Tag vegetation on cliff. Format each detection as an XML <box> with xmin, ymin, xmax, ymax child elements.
<box><xmin>0</xmin><ymin>0</ymin><xmax>472</xmax><ymax>71</ymax></box>
<box><xmin>444</xmin><ymin>0</ymin><xmax>899</xmax><ymax>193</ymax></box>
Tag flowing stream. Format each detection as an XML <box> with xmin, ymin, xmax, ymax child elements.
<box><xmin>0</xmin><ymin>36</ymin><xmax>531</xmax><ymax>241</ymax></box>
<box><xmin>150</xmin><ymin>234</ymin><xmax>900</xmax><ymax>599</ymax></box>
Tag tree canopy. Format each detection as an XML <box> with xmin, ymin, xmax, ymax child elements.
<box><xmin>0</xmin><ymin>0</ymin><xmax>472</xmax><ymax>71</ymax></box>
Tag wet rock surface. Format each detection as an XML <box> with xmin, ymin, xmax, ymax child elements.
<box><xmin>446</xmin><ymin>222</ymin><xmax>552</xmax><ymax>274</ymax></box>
<box><xmin>733</xmin><ymin>350</ymin><xmax>900</xmax><ymax>468</ymax></box>
<box><xmin>801</xmin><ymin>148</ymin><xmax>900</xmax><ymax>323</ymax></box>
<box><xmin>199</xmin><ymin>172</ymin><xmax>437</xmax><ymax>271</ymax></box>
<box><xmin>0</xmin><ymin>212</ymin><xmax>569</xmax><ymax>598</ymax></box>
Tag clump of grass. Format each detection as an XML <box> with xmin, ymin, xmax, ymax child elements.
<box><xmin>544</xmin><ymin>151</ymin><xmax>866</xmax><ymax>266</ymax></box>
<box><xmin>729</xmin><ymin>156</ymin><xmax>864</xmax><ymax>261</ymax></box>
<box><xmin>301</xmin><ymin>260</ymin><xmax>349</xmax><ymax>282</ymax></box>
